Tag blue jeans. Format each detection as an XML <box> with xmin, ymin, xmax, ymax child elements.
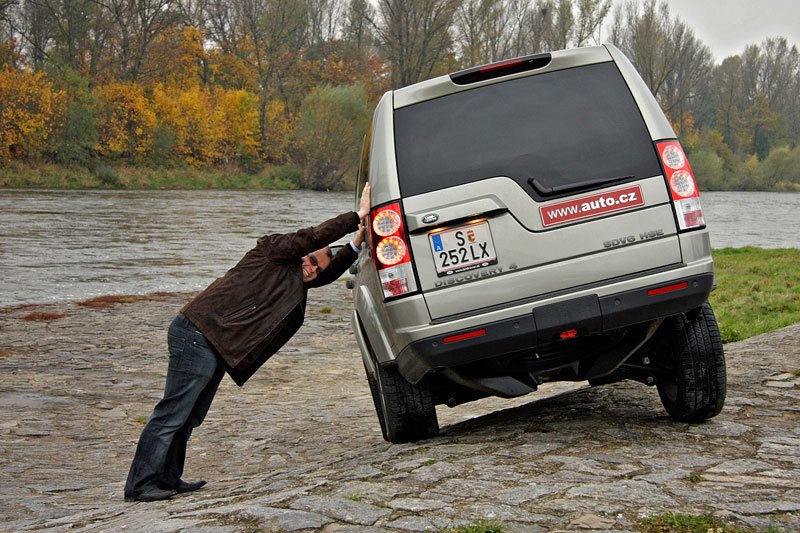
<box><xmin>124</xmin><ymin>313</ymin><xmax>225</xmax><ymax>497</ymax></box>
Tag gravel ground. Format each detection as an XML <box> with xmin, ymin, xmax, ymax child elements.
<box><xmin>1</xmin><ymin>282</ymin><xmax>798</xmax><ymax>532</ymax></box>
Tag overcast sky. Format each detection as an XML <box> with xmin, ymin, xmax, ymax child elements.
<box><xmin>607</xmin><ymin>0</ymin><xmax>800</xmax><ymax>63</ymax></box>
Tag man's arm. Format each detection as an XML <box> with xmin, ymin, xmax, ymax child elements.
<box><xmin>260</xmin><ymin>184</ymin><xmax>371</xmax><ymax>262</ymax></box>
<box><xmin>262</xmin><ymin>212</ymin><xmax>359</xmax><ymax>261</ymax></box>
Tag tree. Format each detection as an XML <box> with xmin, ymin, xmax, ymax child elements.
<box><xmin>454</xmin><ymin>0</ymin><xmax>516</xmax><ymax>66</ymax></box>
<box><xmin>205</xmin><ymin>0</ymin><xmax>307</xmax><ymax>155</ymax></box>
<box><xmin>708</xmin><ymin>38</ymin><xmax>800</xmax><ymax>156</ymax></box>
<box><xmin>142</xmin><ymin>25</ymin><xmax>207</xmax><ymax>88</ymax></box>
<box><xmin>343</xmin><ymin>0</ymin><xmax>374</xmax><ymax>61</ymax></box>
<box><xmin>49</xmin><ymin>69</ymin><xmax>99</xmax><ymax>165</ymax></box>
<box><xmin>292</xmin><ymin>84</ymin><xmax>371</xmax><ymax>190</ymax></box>
<box><xmin>306</xmin><ymin>0</ymin><xmax>344</xmax><ymax>52</ymax></box>
<box><xmin>371</xmin><ymin>0</ymin><xmax>460</xmax><ymax>87</ymax></box>
<box><xmin>609</xmin><ymin>0</ymin><xmax>712</xmax><ymax>133</ymax></box>
<box><xmin>510</xmin><ymin>0</ymin><xmax>610</xmax><ymax>56</ymax></box>
<box><xmin>101</xmin><ymin>0</ymin><xmax>181</xmax><ymax>82</ymax></box>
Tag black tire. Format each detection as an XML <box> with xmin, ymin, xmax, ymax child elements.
<box><xmin>363</xmin><ymin>361</ymin><xmax>389</xmax><ymax>442</ymax></box>
<box><xmin>363</xmin><ymin>356</ymin><xmax>439</xmax><ymax>443</ymax></box>
<box><xmin>656</xmin><ymin>302</ymin><xmax>726</xmax><ymax>422</ymax></box>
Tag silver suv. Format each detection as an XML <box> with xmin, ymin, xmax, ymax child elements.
<box><xmin>350</xmin><ymin>44</ymin><xmax>725</xmax><ymax>443</ymax></box>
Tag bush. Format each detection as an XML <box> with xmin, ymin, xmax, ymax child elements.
<box><xmin>291</xmin><ymin>84</ymin><xmax>371</xmax><ymax>190</ymax></box>
<box><xmin>758</xmin><ymin>145</ymin><xmax>800</xmax><ymax>189</ymax></box>
<box><xmin>91</xmin><ymin>162</ymin><xmax>120</xmax><ymax>187</ymax></box>
<box><xmin>49</xmin><ymin>72</ymin><xmax>99</xmax><ymax>166</ymax></box>
<box><xmin>94</xmin><ymin>82</ymin><xmax>156</xmax><ymax>160</ymax></box>
<box><xmin>689</xmin><ymin>149</ymin><xmax>724</xmax><ymax>190</ymax></box>
<box><xmin>0</xmin><ymin>67</ymin><xmax>64</xmax><ymax>164</ymax></box>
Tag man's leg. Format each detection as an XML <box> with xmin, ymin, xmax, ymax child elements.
<box><xmin>159</xmin><ymin>351</ymin><xmax>225</xmax><ymax>491</ymax></box>
<box><xmin>124</xmin><ymin>314</ymin><xmax>222</xmax><ymax>500</ymax></box>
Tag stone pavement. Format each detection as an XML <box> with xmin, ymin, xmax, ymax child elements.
<box><xmin>0</xmin><ymin>283</ymin><xmax>798</xmax><ymax>532</ymax></box>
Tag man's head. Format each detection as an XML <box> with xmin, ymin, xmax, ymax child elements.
<box><xmin>301</xmin><ymin>247</ymin><xmax>332</xmax><ymax>282</ymax></box>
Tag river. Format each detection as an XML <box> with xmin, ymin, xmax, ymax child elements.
<box><xmin>0</xmin><ymin>190</ymin><xmax>797</xmax><ymax>307</ymax></box>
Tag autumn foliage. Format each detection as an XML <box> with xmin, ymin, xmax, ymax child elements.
<box><xmin>0</xmin><ymin>68</ymin><xmax>63</xmax><ymax>163</ymax></box>
<box><xmin>0</xmin><ymin>0</ymin><xmax>798</xmax><ymax>191</ymax></box>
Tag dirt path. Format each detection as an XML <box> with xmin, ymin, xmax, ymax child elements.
<box><xmin>1</xmin><ymin>283</ymin><xmax>798</xmax><ymax>532</ymax></box>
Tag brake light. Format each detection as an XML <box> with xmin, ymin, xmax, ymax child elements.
<box><xmin>656</xmin><ymin>140</ymin><xmax>705</xmax><ymax>231</ymax></box>
<box><xmin>370</xmin><ymin>202</ymin><xmax>418</xmax><ymax>299</ymax></box>
<box><xmin>450</xmin><ymin>53</ymin><xmax>551</xmax><ymax>85</ymax></box>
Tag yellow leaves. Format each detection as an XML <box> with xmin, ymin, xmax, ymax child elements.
<box><xmin>153</xmin><ymin>85</ymin><xmax>277</xmax><ymax>167</ymax></box>
<box><xmin>143</xmin><ymin>25</ymin><xmax>208</xmax><ymax>89</ymax></box>
<box><xmin>261</xmin><ymin>98</ymin><xmax>293</xmax><ymax>163</ymax></box>
<box><xmin>153</xmin><ymin>85</ymin><xmax>218</xmax><ymax>166</ymax></box>
<box><xmin>217</xmin><ymin>89</ymin><xmax>261</xmax><ymax>164</ymax></box>
<box><xmin>0</xmin><ymin>67</ymin><xmax>64</xmax><ymax>163</ymax></box>
<box><xmin>94</xmin><ymin>82</ymin><xmax>156</xmax><ymax>158</ymax></box>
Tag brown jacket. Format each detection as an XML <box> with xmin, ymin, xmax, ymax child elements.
<box><xmin>182</xmin><ymin>211</ymin><xmax>360</xmax><ymax>386</ymax></box>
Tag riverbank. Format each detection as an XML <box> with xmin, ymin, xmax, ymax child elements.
<box><xmin>1</xmin><ymin>284</ymin><xmax>798</xmax><ymax>532</ymax></box>
<box><xmin>0</xmin><ymin>162</ymin><xmax>302</xmax><ymax>190</ymax></box>
<box><xmin>2</xmin><ymin>162</ymin><xmax>799</xmax><ymax>192</ymax></box>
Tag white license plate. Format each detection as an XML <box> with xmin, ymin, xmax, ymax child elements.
<box><xmin>429</xmin><ymin>221</ymin><xmax>498</xmax><ymax>276</ymax></box>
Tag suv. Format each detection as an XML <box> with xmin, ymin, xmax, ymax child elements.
<box><xmin>350</xmin><ymin>44</ymin><xmax>725</xmax><ymax>444</ymax></box>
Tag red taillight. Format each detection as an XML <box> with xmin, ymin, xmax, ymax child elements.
<box><xmin>647</xmin><ymin>281</ymin><xmax>689</xmax><ymax>297</ymax></box>
<box><xmin>559</xmin><ymin>329</ymin><xmax>578</xmax><ymax>340</ymax></box>
<box><xmin>443</xmin><ymin>329</ymin><xmax>486</xmax><ymax>344</ymax></box>
<box><xmin>656</xmin><ymin>140</ymin><xmax>705</xmax><ymax>231</ymax></box>
<box><xmin>370</xmin><ymin>202</ymin><xmax>418</xmax><ymax>299</ymax></box>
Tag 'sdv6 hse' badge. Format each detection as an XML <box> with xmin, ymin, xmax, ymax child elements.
<box><xmin>422</xmin><ymin>213</ymin><xmax>439</xmax><ymax>224</ymax></box>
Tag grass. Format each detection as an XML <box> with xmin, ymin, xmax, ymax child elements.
<box><xmin>0</xmin><ymin>161</ymin><xmax>300</xmax><ymax>190</ymax></box>
<box><xmin>709</xmin><ymin>248</ymin><xmax>800</xmax><ymax>343</ymax></box>
<box><xmin>320</xmin><ymin>306</ymin><xmax>333</xmax><ymax>314</ymax></box>
<box><xmin>438</xmin><ymin>520</ymin><xmax>505</xmax><ymax>533</ymax></box>
<box><xmin>637</xmin><ymin>512</ymin><xmax>749</xmax><ymax>532</ymax></box>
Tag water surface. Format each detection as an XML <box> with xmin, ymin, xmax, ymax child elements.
<box><xmin>0</xmin><ymin>190</ymin><xmax>796</xmax><ymax>307</ymax></box>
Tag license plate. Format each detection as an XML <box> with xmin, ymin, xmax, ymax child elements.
<box><xmin>429</xmin><ymin>221</ymin><xmax>498</xmax><ymax>277</ymax></box>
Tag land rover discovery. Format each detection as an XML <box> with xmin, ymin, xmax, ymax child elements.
<box><xmin>350</xmin><ymin>44</ymin><xmax>725</xmax><ymax>443</ymax></box>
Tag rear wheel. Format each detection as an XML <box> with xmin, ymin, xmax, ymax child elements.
<box><xmin>656</xmin><ymin>303</ymin><xmax>726</xmax><ymax>422</ymax></box>
<box><xmin>363</xmin><ymin>355</ymin><xmax>439</xmax><ymax>443</ymax></box>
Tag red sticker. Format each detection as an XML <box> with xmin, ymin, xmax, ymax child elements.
<box><xmin>540</xmin><ymin>185</ymin><xmax>645</xmax><ymax>227</ymax></box>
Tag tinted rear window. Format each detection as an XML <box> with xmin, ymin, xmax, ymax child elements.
<box><xmin>394</xmin><ymin>62</ymin><xmax>662</xmax><ymax>199</ymax></box>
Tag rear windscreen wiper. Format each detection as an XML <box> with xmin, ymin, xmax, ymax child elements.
<box><xmin>528</xmin><ymin>175</ymin><xmax>635</xmax><ymax>197</ymax></box>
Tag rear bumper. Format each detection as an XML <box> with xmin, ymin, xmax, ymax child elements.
<box><xmin>396</xmin><ymin>272</ymin><xmax>714</xmax><ymax>383</ymax></box>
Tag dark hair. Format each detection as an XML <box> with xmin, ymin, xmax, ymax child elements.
<box><xmin>325</xmin><ymin>247</ymin><xmax>333</xmax><ymax>258</ymax></box>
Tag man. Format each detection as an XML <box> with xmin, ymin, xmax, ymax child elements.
<box><xmin>124</xmin><ymin>184</ymin><xmax>371</xmax><ymax>502</ymax></box>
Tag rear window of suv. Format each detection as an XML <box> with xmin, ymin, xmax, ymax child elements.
<box><xmin>394</xmin><ymin>62</ymin><xmax>662</xmax><ymax>199</ymax></box>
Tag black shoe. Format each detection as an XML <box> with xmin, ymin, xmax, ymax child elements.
<box><xmin>124</xmin><ymin>488</ymin><xmax>176</xmax><ymax>502</ymax></box>
<box><xmin>175</xmin><ymin>479</ymin><xmax>207</xmax><ymax>493</ymax></box>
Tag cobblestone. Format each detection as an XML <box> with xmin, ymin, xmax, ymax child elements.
<box><xmin>1</xmin><ymin>283</ymin><xmax>799</xmax><ymax>531</ymax></box>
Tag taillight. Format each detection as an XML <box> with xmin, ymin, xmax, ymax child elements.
<box><xmin>656</xmin><ymin>140</ymin><xmax>705</xmax><ymax>231</ymax></box>
<box><xmin>370</xmin><ymin>202</ymin><xmax>418</xmax><ymax>299</ymax></box>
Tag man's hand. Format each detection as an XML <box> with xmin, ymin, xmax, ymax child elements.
<box><xmin>353</xmin><ymin>222</ymin><xmax>366</xmax><ymax>248</ymax></box>
<box><xmin>357</xmin><ymin>183</ymin><xmax>371</xmax><ymax>221</ymax></box>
